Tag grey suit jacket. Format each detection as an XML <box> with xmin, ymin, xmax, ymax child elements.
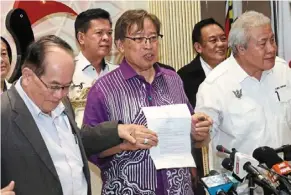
<box><xmin>1</xmin><ymin>86</ymin><xmax>122</xmax><ymax>195</ymax></box>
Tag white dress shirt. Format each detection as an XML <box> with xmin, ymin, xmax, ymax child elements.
<box><xmin>15</xmin><ymin>79</ymin><xmax>87</xmax><ymax>195</ymax></box>
<box><xmin>200</xmin><ymin>56</ymin><xmax>213</xmax><ymax>77</ymax></box>
<box><xmin>1</xmin><ymin>80</ymin><xmax>12</xmax><ymax>94</ymax></box>
<box><xmin>195</xmin><ymin>55</ymin><xmax>291</xmax><ymax>172</ymax></box>
<box><xmin>69</xmin><ymin>52</ymin><xmax>118</xmax><ymax>127</ymax></box>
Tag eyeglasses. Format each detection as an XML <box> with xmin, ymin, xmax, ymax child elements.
<box><xmin>125</xmin><ymin>34</ymin><xmax>163</xmax><ymax>44</ymax></box>
<box><xmin>36</xmin><ymin>75</ymin><xmax>71</xmax><ymax>93</ymax></box>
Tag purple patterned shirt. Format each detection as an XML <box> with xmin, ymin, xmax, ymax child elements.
<box><xmin>84</xmin><ymin>59</ymin><xmax>195</xmax><ymax>195</ymax></box>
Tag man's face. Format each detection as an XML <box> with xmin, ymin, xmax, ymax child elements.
<box><xmin>196</xmin><ymin>24</ymin><xmax>227</xmax><ymax>67</ymax></box>
<box><xmin>78</xmin><ymin>19</ymin><xmax>112</xmax><ymax>58</ymax></box>
<box><xmin>240</xmin><ymin>24</ymin><xmax>277</xmax><ymax>73</ymax></box>
<box><xmin>117</xmin><ymin>18</ymin><xmax>159</xmax><ymax>73</ymax></box>
<box><xmin>1</xmin><ymin>40</ymin><xmax>11</xmax><ymax>80</ymax></box>
<box><xmin>30</xmin><ymin>46</ymin><xmax>75</xmax><ymax>113</ymax></box>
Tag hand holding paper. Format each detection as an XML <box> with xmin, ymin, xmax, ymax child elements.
<box><xmin>118</xmin><ymin>124</ymin><xmax>158</xmax><ymax>151</ymax></box>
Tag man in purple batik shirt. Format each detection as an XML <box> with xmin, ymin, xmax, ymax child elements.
<box><xmin>84</xmin><ymin>9</ymin><xmax>212</xmax><ymax>195</ymax></box>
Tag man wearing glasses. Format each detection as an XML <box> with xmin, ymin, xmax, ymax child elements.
<box><xmin>1</xmin><ymin>35</ymin><xmax>158</xmax><ymax>195</ymax></box>
<box><xmin>69</xmin><ymin>8</ymin><xmax>117</xmax><ymax>128</ymax></box>
<box><xmin>83</xmin><ymin>9</ymin><xmax>212</xmax><ymax>195</ymax></box>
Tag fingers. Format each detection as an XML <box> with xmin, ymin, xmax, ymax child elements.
<box><xmin>117</xmin><ymin>124</ymin><xmax>137</xmax><ymax>144</ymax></box>
<box><xmin>135</xmin><ymin>143</ymin><xmax>153</xmax><ymax>150</ymax></box>
<box><xmin>139</xmin><ymin>126</ymin><xmax>157</xmax><ymax>137</ymax></box>
<box><xmin>119</xmin><ymin>124</ymin><xmax>158</xmax><ymax>151</ymax></box>
<box><xmin>135</xmin><ymin>137</ymin><xmax>157</xmax><ymax>147</ymax></box>
<box><xmin>192</xmin><ymin>113</ymin><xmax>212</xmax><ymax>132</ymax></box>
<box><xmin>1</xmin><ymin>181</ymin><xmax>15</xmax><ymax>194</ymax></box>
<box><xmin>121</xmin><ymin>131</ymin><xmax>136</xmax><ymax>144</ymax></box>
<box><xmin>1</xmin><ymin>192</ymin><xmax>15</xmax><ymax>195</ymax></box>
<box><xmin>192</xmin><ymin>113</ymin><xmax>213</xmax><ymax>125</ymax></box>
<box><xmin>195</xmin><ymin>125</ymin><xmax>211</xmax><ymax>132</ymax></box>
<box><xmin>193</xmin><ymin>130</ymin><xmax>209</xmax><ymax>138</ymax></box>
<box><xmin>134</xmin><ymin>131</ymin><xmax>158</xmax><ymax>146</ymax></box>
<box><xmin>120</xmin><ymin>141</ymin><xmax>152</xmax><ymax>151</ymax></box>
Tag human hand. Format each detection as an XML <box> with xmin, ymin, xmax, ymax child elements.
<box><xmin>191</xmin><ymin>113</ymin><xmax>213</xmax><ymax>142</ymax></box>
<box><xmin>118</xmin><ymin>124</ymin><xmax>158</xmax><ymax>151</ymax></box>
<box><xmin>1</xmin><ymin>181</ymin><xmax>15</xmax><ymax>195</ymax></box>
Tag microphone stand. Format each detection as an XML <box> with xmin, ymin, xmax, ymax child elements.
<box><xmin>248</xmin><ymin>175</ymin><xmax>255</xmax><ymax>195</ymax></box>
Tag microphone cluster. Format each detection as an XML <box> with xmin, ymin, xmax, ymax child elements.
<box><xmin>212</xmin><ymin>144</ymin><xmax>291</xmax><ymax>195</ymax></box>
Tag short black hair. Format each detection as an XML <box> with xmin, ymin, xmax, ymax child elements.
<box><xmin>22</xmin><ymin>35</ymin><xmax>74</xmax><ymax>76</ymax></box>
<box><xmin>192</xmin><ymin>18</ymin><xmax>224</xmax><ymax>45</ymax></box>
<box><xmin>1</xmin><ymin>36</ymin><xmax>12</xmax><ymax>64</ymax></box>
<box><xmin>75</xmin><ymin>8</ymin><xmax>112</xmax><ymax>43</ymax></box>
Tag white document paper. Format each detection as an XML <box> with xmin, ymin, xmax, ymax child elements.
<box><xmin>142</xmin><ymin>104</ymin><xmax>196</xmax><ymax>169</ymax></box>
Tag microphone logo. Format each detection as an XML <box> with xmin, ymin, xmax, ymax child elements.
<box><xmin>235</xmin><ymin>159</ymin><xmax>239</xmax><ymax>174</ymax></box>
<box><xmin>272</xmin><ymin>161</ymin><xmax>291</xmax><ymax>175</ymax></box>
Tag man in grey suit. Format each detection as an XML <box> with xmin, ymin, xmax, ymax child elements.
<box><xmin>1</xmin><ymin>35</ymin><xmax>158</xmax><ymax>195</ymax></box>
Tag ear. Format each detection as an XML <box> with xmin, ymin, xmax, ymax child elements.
<box><xmin>193</xmin><ymin>42</ymin><xmax>203</xmax><ymax>54</ymax></box>
<box><xmin>77</xmin><ymin>32</ymin><xmax>85</xmax><ymax>45</ymax></box>
<box><xmin>115</xmin><ymin>39</ymin><xmax>125</xmax><ymax>54</ymax></box>
<box><xmin>21</xmin><ymin>67</ymin><xmax>33</xmax><ymax>85</ymax></box>
<box><xmin>236</xmin><ymin>45</ymin><xmax>246</xmax><ymax>55</ymax></box>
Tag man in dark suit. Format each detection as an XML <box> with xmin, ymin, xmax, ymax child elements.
<box><xmin>177</xmin><ymin>18</ymin><xmax>228</xmax><ymax>194</ymax></box>
<box><xmin>1</xmin><ymin>35</ymin><xmax>158</xmax><ymax>195</ymax></box>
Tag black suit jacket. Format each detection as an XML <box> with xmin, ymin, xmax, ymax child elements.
<box><xmin>177</xmin><ymin>55</ymin><xmax>207</xmax><ymax>195</ymax></box>
<box><xmin>177</xmin><ymin>55</ymin><xmax>206</xmax><ymax>108</ymax></box>
<box><xmin>1</xmin><ymin>86</ymin><xmax>122</xmax><ymax>195</ymax></box>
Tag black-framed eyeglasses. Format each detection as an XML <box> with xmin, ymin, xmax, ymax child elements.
<box><xmin>125</xmin><ymin>34</ymin><xmax>163</xmax><ymax>44</ymax></box>
<box><xmin>36</xmin><ymin>75</ymin><xmax>71</xmax><ymax>93</ymax></box>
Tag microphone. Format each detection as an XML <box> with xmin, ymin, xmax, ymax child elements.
<box><xmin>275</xmin><ymin>145</ymin><xmax>291</xmax><ymax>153</ymax></box>
<box><xmin>253</xmin><ymin>146</ymin><xmax>291</xmax><ymax>176</ymax></box>
<box><xmin>201</xmin><ymin>170</ymin><xmax>238</xmax><ymax>195</ymax></box>
<box><xmin>219</xmin><ymin>147</ymin><xmax>279</xmax><ymax>194</ymax></box>
<box><xmin>233</xmin><ymin>152</ymin><xmax>259</xmax><ymax>180</ymax></box>
<box><xmin>243</xmin><ymin>161</ymin><xmax>280</xmax><ymax>195</ymax></box>
<box><xmin>208</xmin><ymin>170</ymin><xmax>239</xmax><ymax>195</ymax></box>
<box><xmin>222</xmin><ymin>158</ymin><xmax>243</xmax><ymax>183</ymax></box>
<box><xmin>222</xmin><ymin>158</ymin><xmax>234</xmax><ymax>172</ymax></box>
<box><xmin>253</xmin><ymin>146</ymin><xmax>291</xmax><ymax>194</ymax></box>
<box><xmin>217</xmin><ymin>145</ymin><xmax>232</xmax><ymax>154</ymax></box>
<box><xmin>274</xmin><ymin>145</ymin><xmax>291</xmax><ymax>161</ymax></box>
<box><xmin>216</xmin><ymin>145</ymin><xmax>238</xmax><ymax>164</ymax></box>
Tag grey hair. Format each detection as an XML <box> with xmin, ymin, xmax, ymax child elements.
<box><xmin>228</xmin><ymin>11</ymin><xmax>271</xmax><ymax>56</ymax></box>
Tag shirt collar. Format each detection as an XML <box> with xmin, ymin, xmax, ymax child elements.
<box><xmin>75</xmin><ymin>52</ymin><xmax>107</xmax><ymax>72</ymax></box>
<box><xmin>3</xmin><ymin>80</ymin><xmax>8</xmax><ymax>91</ymax></box>
<box><xmin>230</xmin><ymin>55</ymin><xmax>273</xmax><ymax>83</ymax></box>
<box><xmin>119</xmin><ymin>58</ymin><xmax>169</xmax><ymax>80</ymax></box>
<box><xmin>15</xmin><ymin>78</ymin><xmax>65</xmax><ymax>118</ymax></box>
<box><xmin>200</xmin><ymin>56</ymin><xmax>213</xmax><ymax>76</ymax></box>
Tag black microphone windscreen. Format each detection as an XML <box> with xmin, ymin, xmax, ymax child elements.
<box><xmin>252</xmin><ymin>146</ymin><xmax>283</xmax><ymax>168</ymax></box>
<box><xmin>216</xmin><ymin>145</ymin><xmax>231</xmax><ymax>154</ymax></box>
<box><xmin>221</xmin><ymin>158</ymin><xmax>233</xmax><ymax>171</ymax></box>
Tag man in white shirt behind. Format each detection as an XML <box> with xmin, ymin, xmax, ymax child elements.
<box><xmin>195</xmin><ymin>10</ymin><xmax>291</xmax><ymax>194</ymax></box>
<box><xmin>69</xmin><ymin>8</ymin><xmax>117</xmax><ymax>128</ymax></box>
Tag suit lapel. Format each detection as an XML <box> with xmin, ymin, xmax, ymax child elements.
<box><xmin>9</xmin><ymin>86</ymin><xmax>60</xmax><ymax>181</ymax></box>
<box><xmin>189</xmin><ymin>55</ymin><xmax>206</xmax><ymax>77</ymax></box>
